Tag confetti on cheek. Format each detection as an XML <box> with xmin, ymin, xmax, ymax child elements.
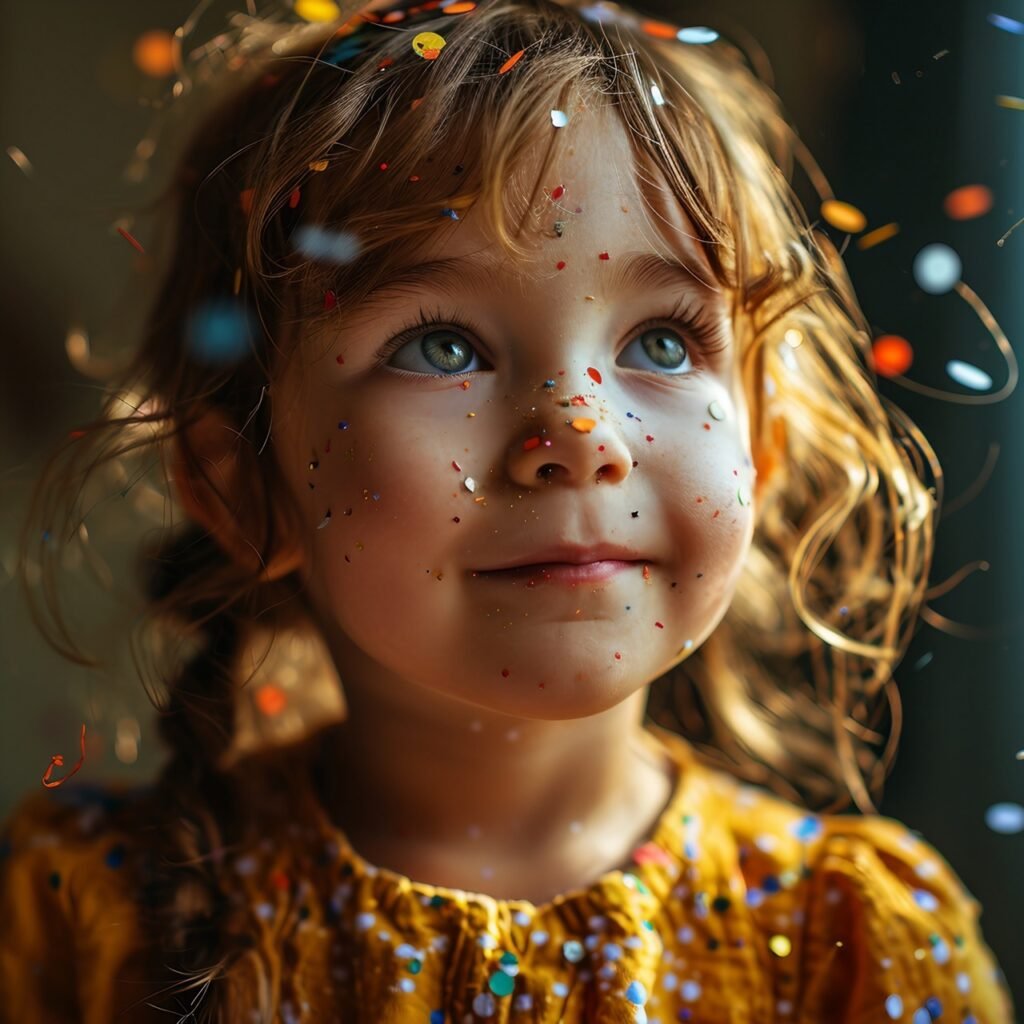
<box><xmin>42</xmin><ymin>724</ymin><xmax>87</xmax><ymax>788</ymax></box>
<box><xmin>569</xmin><ymin>418</ymin><xmax>596</xmax><ymax>433</ymax></box>
<box><xmin>587</xmin><ymin>367</ymin><xmax>602</xmax><ymax>384</ymax></box>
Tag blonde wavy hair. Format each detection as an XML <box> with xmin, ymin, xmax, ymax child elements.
<box><xmin>18</xmin><ymin>0</ymin><xmax>940</xmax><ymax>1016</ymax></box>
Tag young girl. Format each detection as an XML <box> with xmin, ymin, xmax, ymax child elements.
<box><xmin>0</xmin><ymin>0</ymin><xmax>1016</xmax><ymax>1021</ymax></box>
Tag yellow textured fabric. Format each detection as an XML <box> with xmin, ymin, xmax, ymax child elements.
<box><xmin>0</xmin><ymin>724</ymin><xmax>1017</xmax><ymax>1023</ymax></box>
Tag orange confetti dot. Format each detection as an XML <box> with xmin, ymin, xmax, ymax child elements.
<box><xmin>640</xmin><ymin>20</ymin><xmax>678</xmax><ymax>39</ymax></box>
<box><xmin>821</xmin><ymin>199</ymin><xmax>867</xmax><ymax>234</ymax></box>
<box><xmin>856</xmin><ymin>222</ymin><xmax>900</xmax><ymax>250</ymax></box>
<box><xmin>255</xmin><ymin>684</ymin><xmax>287</xmax><ymax>717</ymax></box>
<box><xmin>499</xmin><ymin>49</ymin><xmax>525</xmax><ymax>74</ymax></box>
<box><xmin>570</xmin><ymin>417</ymin><xmax>596</xmax><ymax>433</ymax></box>
<box><xmin>289</xmin><ymin>187</ymin><xmax>301</xmax><ymax>209</ymax></box>
<box><xmin>133</xmin><ymin>30</ymin><xmax>176</xmax><ymax>78</ymax></box>
<box><xmin>239</xmin><ymin>189</ymin><xmax>255</xmax><ymax>216</ymax></box>
<box><xmin>587</xmin><ymin>366</ymin><xmax>602</xmax><ymax>384</ymax></box>
<box><xmin>943</xmin><ymin>184</ymin><xmax>993</xmax><ymax>220</ymax></box>
<box><xmin>442</xmin><ymin>1</ymin><xmax>477</xmax><ymax>11</ymax></box>
<box><xmin>871</xmin><ymin>334</ymin><xmax>913</xmax><ymax>377</ymax></box>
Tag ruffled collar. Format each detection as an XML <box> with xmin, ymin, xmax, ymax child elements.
<box><xmin>299</xmin><ymin>721</ymin><xmax>703</xmax><ymax>921</ymax></box>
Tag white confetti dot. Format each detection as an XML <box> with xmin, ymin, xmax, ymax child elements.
<box><xmin>551</xmin><ymin>109</ymin><xmax>569</xmax><ymax>128</ymax></box>
<box><xmin>913</xmin><ymin>243</ymin><xmax>961</xmax><ymax>294</ymax></box>
<box><xmin>552</xmin><ymin>981</ymin><xmax>570</xmax><ymax>997</ymax></box>
<box><xmin>885</xmin><ymin>993</ymin><xmax>903</xmax><ymax>1019</ymax></box>
<box><xmin>681</xmin><ymin>980</ymin><xmax>701</xmax><ymax>1001</ymax></box>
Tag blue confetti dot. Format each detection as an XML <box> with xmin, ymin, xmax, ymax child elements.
<box><xmin>912</xmin><ymin>1009</ymin><xmax>931</xmax><ymax>1024</ymax></box>
<box><xmin>762</xmin><ymin>875</ymin><xmax>781</xmax><ymax>893</ymax></box>
<box><xmin>430</xmin><ymin>1012</ymin><xmax>444</xmax><ymax>1024</ymax></box>
<box><xmin>49</xmin><ymin>871</ymin><xmax>61</xmax><ymax>890</ymax></box>
<box><xmin>925</xmin><ymin>996</ymin><xmax>943</xmax><ymax>1019</ymax></box>
<box><xmin>105</xmin><ymin>843</ymin><xmax>126</xmax><ymax>869</ymax></box>
<box><xmin>912</xmin><ymin>243</ymin><xmax>961</xmax><ymax>295</ymax></box>
<box><xmin>625</xmin><ymin>980</ymin><xmax>647</xmax><ymax>1005</ymax></box>
<box><xmin>186</xmin><ymin>300</ymin><xmax>255</xmax><ymax>365</ymax></box>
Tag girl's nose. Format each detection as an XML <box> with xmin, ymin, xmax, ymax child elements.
<box><xmin>504</xmin><ymin>395</ymin><xmax>634</xmax><ymax>488</ymax></box>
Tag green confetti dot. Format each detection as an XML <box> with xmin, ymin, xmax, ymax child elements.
<box><xmin>488</xmin><ymin>970</ymin><xmax>515</xmax><ymax>996</ymax></box>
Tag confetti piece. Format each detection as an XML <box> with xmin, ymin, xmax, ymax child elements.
<box><xmin>946</xmin><ymin>359</ymin><xmax>993</xmax><ymax>391</ymax></box>
<box><xmin>768</xmin><ymin>934</ymin><xmax>792</xmax><ymax>957</ymax></box>
<box><xmin>987</xmin><ymin>12</ymin><xmax>1024</xmax><ymax>34</ymax></box>
<box><xmin>550</xmin><ymin>184</ymin><xmax>565</xmax><ymax>200</ymax></box>
<box><xmin>995</xmin><ymin>94</ymin><xmax>1024</xmax><ymax>109</ymax></box>
<box><xmin>133</xmin><ymin>30</ymin><xmax>176</xmax><ymax>77</ymax></box>
<box><xmin>499</xmin><ymin>49</ymin><xmax>524</xmax><ymax>74</ymax></box>
<box><xmin>871</xmin><ymin>334</ymin><xmax>913</xmax><ymax>377</ymax></box>
<box><xmin>570</xmin><ymin>417</ymin><xmax>596</xmax><ymax>433</ymax></box>
<box><xmin>324</xmin><ymin>289</ymin><xmax>337</xmax><ymax>310</ymax></box>
<box><xmin>42</xmin><ymin>724</ymin><xmax>87</xmax><ymax>788</ymax></box>
<box><xmin>116</xmin><ymin>226</ymin><xmax>146</xmax><ymax>254</ymax></box>
<box><xmin>985</xmin><ymin>801</ymin><xmax>1024</xmax><ymax>834</ymax></box>
<box><xmin>913</xmin><ymin>243</ymin><xmax>961</xmax><ymax>293</ymax></box>
<box><xmin>856</xmin><ymin>222</ymin><xmax>899</xmax><ymax>250</ymax></box>
<box><xmin>640</xmin><ymin>20</ymin><xmax>678</xmax><ymax>40</ymax></box>
<box><xmin>943</xmin><ymin>184</ymin><xmax>993</xmax><ymax>220</ymax></box>
<box><xmin>295</xmin><ymin>0</ymin><xmax>342</xmax><ymax>21</ymax></box>
<box><xmin>293</xmin><ymin>224</ymin><xmax>361</xmax><ymax>264</ymax></box>
<box><xmin>650</xmin><ymin>83</ymin><xmax>665</xmax><ymax>106</ymax></box>
<box><xmin>598</xmin><ymin>251</ymin><xmax>610</xmax><ymax>260</ymax></box>
<box><xmin>412</xmin><ymin>32</ymin><xmax>446</xmax><ymax>59</ymax></box>
<box><xmin>441</xmin><ymin>1</ymin><xmax>477</xmax><ymax>13</ymax></box>
<box><xmin>186</xmin><ymin>299</ymin><xmax>254</xmax><ymax>365</ymax></box>
<box><xmin>5</xmin><ymin>145</ymin><xmax>32</xmax><ymax>175</ymax></box>
<box><xmin>676</xmin><ymin>26</ymin><xmax>718</xmax><ymax>44</ymax></box>
<box><xmin>289</xmin><ymin>186</ymin><xmax>301</xmax><ymax>209</ymax></box>
<box><xmin>550</xmin><ymin>109</ymin><xmax>569</xmax><ymax>128</ymax></box>
<box><xmin>820</xmin><ymin>199</ymin><xmax>866</xmax><ymax>233</ymax></box>
<box><xmin>587</xmin><ymin>366</ymin><xmax>602</xmax><ymax>383</ymax></box>
<box><xmin>309</xmin><ymin>159</ymin><xmax>329</xmax><ymax>172</ymax></box>
<box><xmin>256</xmin><ymin>684</ymin><xmax>287</xmax><ymax>716</ymax></box>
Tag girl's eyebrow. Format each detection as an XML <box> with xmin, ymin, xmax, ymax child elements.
<box><xmin>349</xmin><ymin>247</ymin><xmax>720</xmax><ymax>308</ymax></box>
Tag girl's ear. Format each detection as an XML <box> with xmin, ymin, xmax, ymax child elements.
<box><xmin>168</xmin><ymin>405</ymin><xmax>304</xmax><ymax>583</ymax></box>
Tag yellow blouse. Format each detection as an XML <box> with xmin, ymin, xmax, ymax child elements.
<box><xmin>0</xmin><ymin>723</ymin><xmax>1016</xmax><ymax>1023</ymax></box>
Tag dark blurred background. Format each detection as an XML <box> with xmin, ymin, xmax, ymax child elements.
<box><xmin>1</xmin><ymin>0</ymin><xmax>1021</xmax><ymax>1004</ymax></box>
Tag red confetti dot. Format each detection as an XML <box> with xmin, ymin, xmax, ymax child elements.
<box><xmin>116</xmin><ymin>226</ymin><xmax>146</xmax><ymax>255</ymax></box>
<box><xmin>270</xmin><ymin>870</ymin><xmax>290</xmax><ymax>891</ymax></box>
<box><xmin>239</xmin><ymin>189</ymin><xmax>255</xmax><ymax>216</ymax></box>
<box><xmin>645</xmin><ymin>434</ymin><xmax>654</xmax><ymax>442</ymax></box>
<box><xmin>614</xmin><ymin>651</ymin><xmax>622</xmax><ymax>660</ymax></box>
<box><xmin>452</xmin><ymin>460</ymin><xmax>462</xmax><ymax>471</ymax></box>
<box><xmin>69</xmin><ymin>429</ymin><xmax>87</xmax><ymax>439</ymax></box>
<box><xmin>336</xmin><ymin>353</ymin><xmax>345</xmax><ymax>364</ymax></box>
<box><xmin>598</xmin><ymin>251</ymin><xmax>610</xmax><ymax>260</ymax></box>
<box><xmin>587</xmin><ymin>366</ymin><xmax>602</xmax><ymax>384</ymax></box>
<box><xmin>943</xmin><ymin>184</ymin><xmax>993</xmax><ymax>221</ymax></box>
<box><xmin>379</xmin><ymin>162</ymin><xmax>389</xmax><ymax>171</ymax></box>
<box><xmin>501</xmin><ymin>668</ymin><xmax>510</xmax><ymax>677</ymax></box>
<box><xmin>632</xmin><ymin>840</ymin><xmax>674</xmax><ymax>867</ymax></box>
<box><xmin>556</xmin><ymin>260</ymin><xmax>566</xmax><ymax>270</ymax></box>
<box><xmin>324</xmin><ymin>290</ymin><xmax>337</xmax><ymax>310</ymax></box>
<box><xmin>551</xmin><ymin>185</ymin><xmax>565</xmax><ymax>200</ymax></box>
<box><xmin>871</xmin><ymin>334</ymin><xmax>913</xmax><ymax>377</ymax></box>
<box><xmin>523</xmin><ymin>436</ymin><xmax>541</xmax><ymax>451</ymax></box>
<box><xmin>655</xmin><ymin>621</ymin><xmax>664</xmax><ymax>629</ymax></box>
<box><xmin>288</xmin><ymin>187</ymin><xmax>301</xmax><ymax>209</ymax></box>
<box><xmin>597</xmin><ymin>445</ymin><xmax>605</xmax><ymax>452</ymax></box>
<box><xmin>499</xmin><ymin>49</ymin><xmax>525</xmax><ymax>74</ymax></box>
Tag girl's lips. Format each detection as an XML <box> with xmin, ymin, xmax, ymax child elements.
<box><xmin>472</xmin><ymin>560</ymin><xmax>639</xmax><ymax>584</ymax></box>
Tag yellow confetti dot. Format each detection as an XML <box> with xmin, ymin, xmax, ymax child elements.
<box><xmin>821</xmin><ymin>199</ymin><xmax>867</xmax><ymax>234</ymax></box>
<box><xmin>412</xmin><ymin>31</ymin><xmax>446</xmax><ymax>59</ymax></box>
<box><xmin>295</xmin><ymin>0</ymin><xmax>341</xmax><ymax>21</ymax></box>
<box><xmin>309</xmin><ymin>159</ymin><xmax>329</xmax><ymax>172</ymax></box>
<box><xmin>768</xmin><ymin>934</ymin><xmax>792</xmax><ymax>958</ymax></box>
<box><xmin>857</xmin><ymin>222</ymin><xmax>900</xmax><ymax>250</ymax></box>
<box><xmin>570</xmin><ymin>417</ymin><xmax>596</xmax><ymax>433</ymax></box>
<box><xmin>133</xmin><ymin>30</ymin><xmax>176</xmax><ymax>78</ymax></box>
<box><xmin>996</xmin><ymin>95</ymin><xmax>1024</xmax><ymax>110</ymax></box>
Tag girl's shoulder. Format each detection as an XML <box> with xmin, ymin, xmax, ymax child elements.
<box><xmin>0</xmin><ymin>781</ymin><xmax>162</xmax><ymax>1023</ymax></box>
<box><xmin>689</xmin><ymin>764</ymin><xmax>1017</xmax><ymax>1023</ymax></box>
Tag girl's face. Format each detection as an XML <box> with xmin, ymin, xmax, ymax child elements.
<box><xmin>272</xmin><ymin>107</ymin><xmax>756</xmax><ymax>721</ymax></box>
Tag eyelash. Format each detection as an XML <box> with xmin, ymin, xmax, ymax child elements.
<box><xmin>372</xmin><ymin>300</ymin><xmax>728</xmax><ymax>382</ymax></box>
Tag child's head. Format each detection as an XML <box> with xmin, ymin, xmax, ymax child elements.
<box><xmin>22</xmin><ymin>0</ymin><xmax>938</xmax><ymax>1007</ymax></box>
